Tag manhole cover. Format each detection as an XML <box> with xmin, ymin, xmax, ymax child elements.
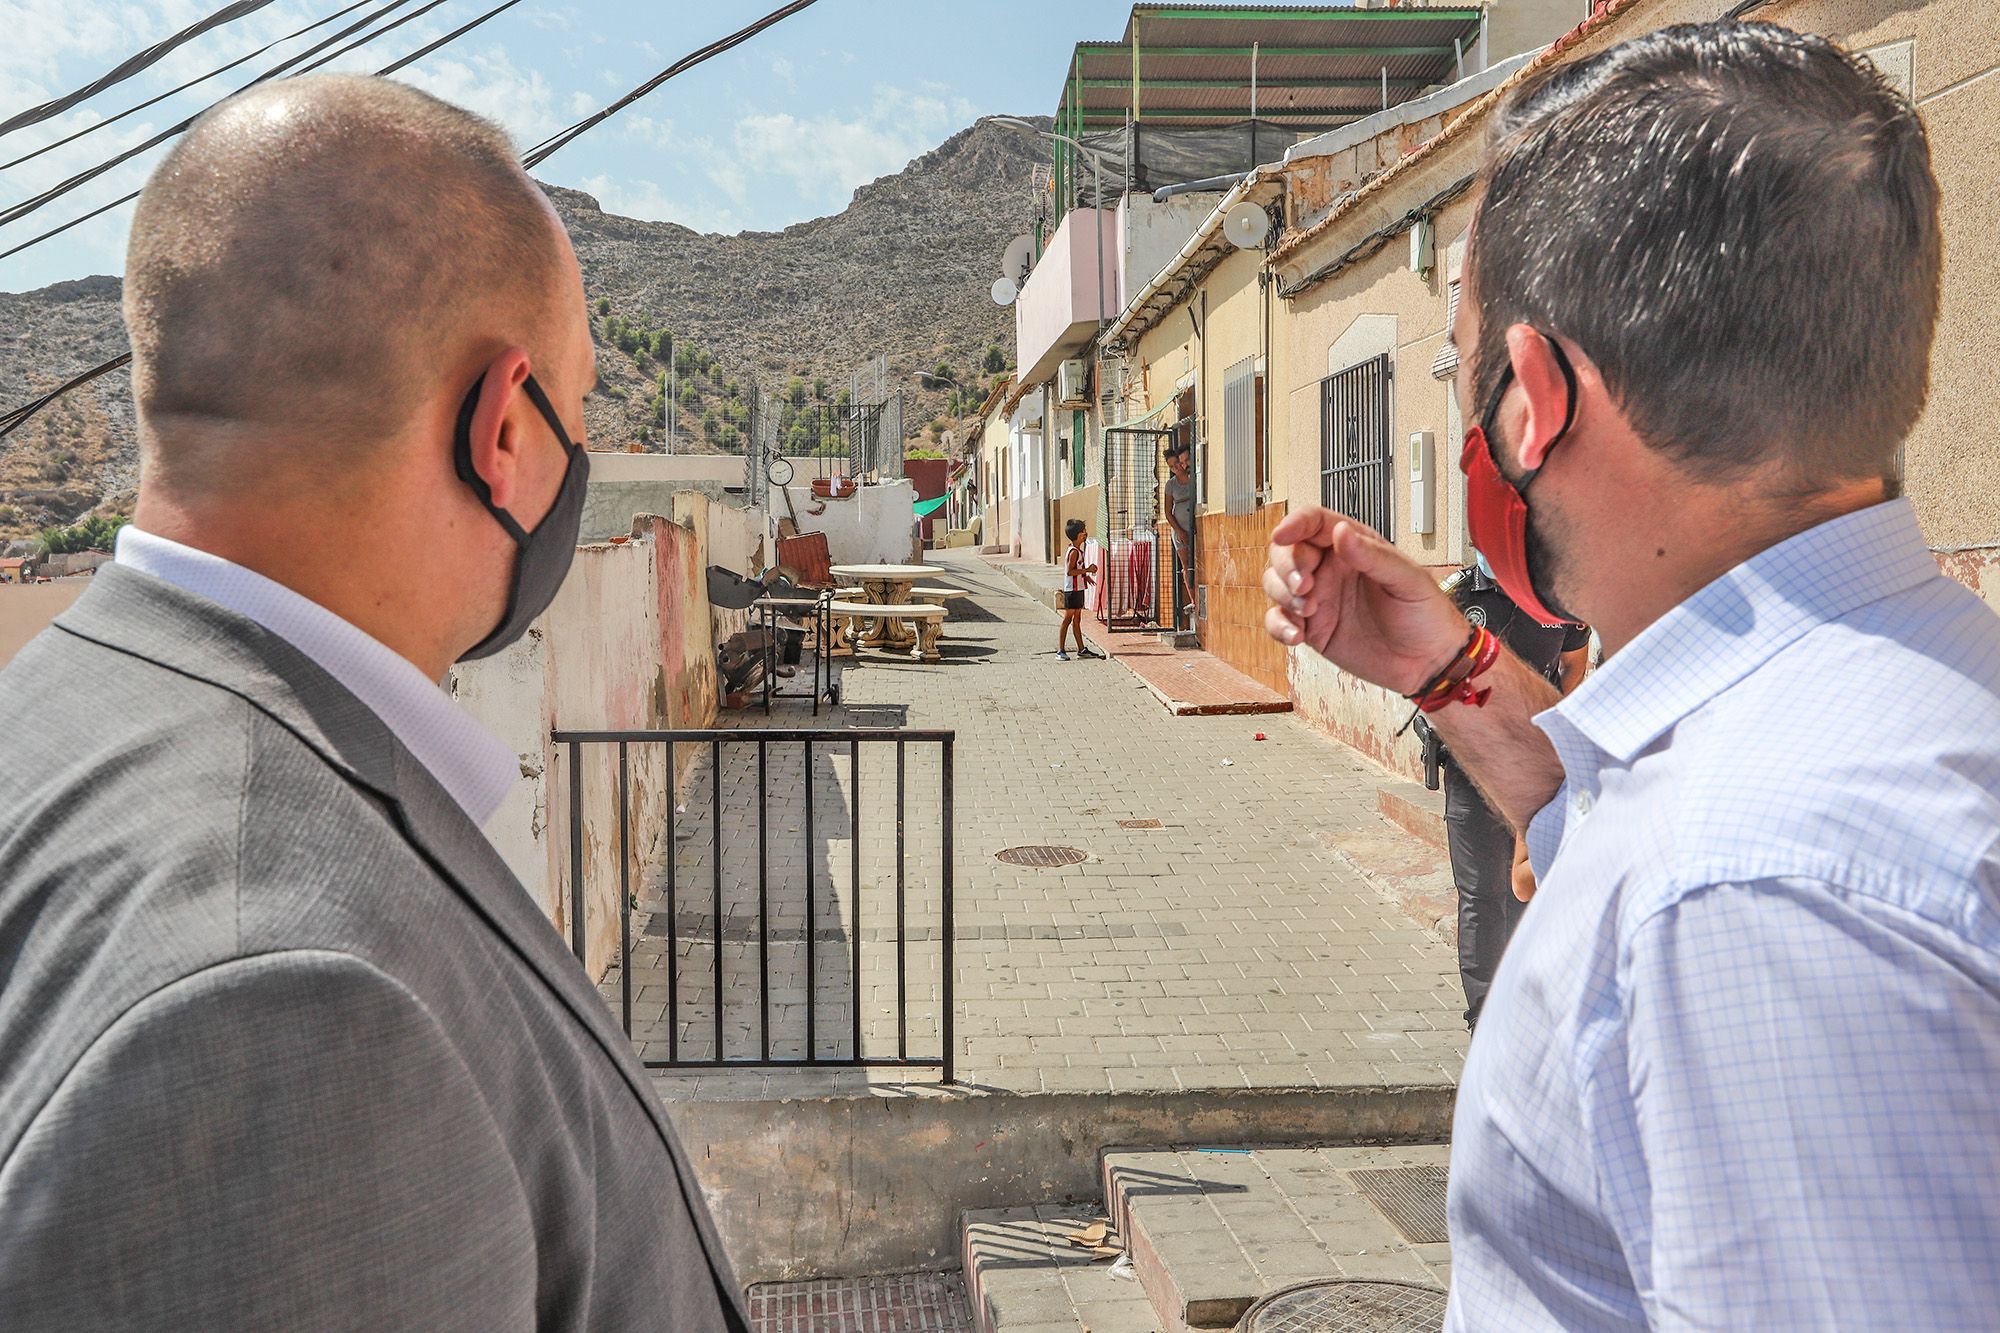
<box><xmin>1240</xmin><ymin>1280</ymin><xmax>1448</xmax><ymax>1332</ymax></box>
<box><xmin>1118</xmin><ymin>818</ymin><xmax>1162</xmax><ymax>829</ymax></box>
<box><xmin>995</xmin><ymin>845</ymin><xmax>1089</xmax><ymax>867</ymax></box>
<box><xmin>1350</xmin><ymin>1165</ymin><xmax>1451</xmax><ymax>1245</ymax></box>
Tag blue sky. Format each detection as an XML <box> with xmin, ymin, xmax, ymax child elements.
<box><xmin>0</xmin><ymin>0</ymin><xmax>1134</xmax><ymax>293</ymax></box>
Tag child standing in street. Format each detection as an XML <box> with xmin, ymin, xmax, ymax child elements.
<box><xmin>1057</xmin><ymin>518</ymin><xmax>1096</xmax><ymax>660</ymax></box>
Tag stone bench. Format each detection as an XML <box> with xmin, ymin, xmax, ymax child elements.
<box><xmin>827</xmin><ymin>600</ymin><xmax>947</xmax><ymax>661</ymax></box>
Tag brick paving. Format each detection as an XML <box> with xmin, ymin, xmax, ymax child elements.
<box><xmin>966</xmin><ymin>1145</ymin><xmax>1452</xmax><ymax>1332</ymax></box>
<box><xmin>623</xmin><ymin>550</ymin><xmax>1467</xmax><ymax>1101</ymax></box>
<box><xmin>983</xmin><ymin>555</ymin><xmax>1291</xmax><ymax>716</ymax></box>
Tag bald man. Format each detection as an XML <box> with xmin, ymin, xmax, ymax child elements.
<box><xmin>0</xmin><ymin>77</ymin><xmax>746</xmax><ymax>1330</ymax></box>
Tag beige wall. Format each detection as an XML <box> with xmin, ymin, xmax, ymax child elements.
<box><xmin>1056</xmin><ymin>484</ymin><xmax>1103</xmax><ymax>548</ymax></box>
<box><xmin>1485</xmin><ymin>0</ymin><xmax>1598</xmax><ymax>62</ymax></box>
<box><xmin>1281</xmin><ymin>191</ymin><xmax>1479</xmax><ymax>575</ymax></box>
<box><xmin>0</xmin><ymin>581</ymin><xmax>89</xmax><ymax>671</ymax></box>
<box><xmin>1126</xmin><ymin>245</ymin><xmax>1294</xmax><ymax>528</ymax></box>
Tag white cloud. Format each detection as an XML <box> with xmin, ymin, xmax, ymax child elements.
<box><xmin>526</xmin><ymin>6</ymin><xmax>580</xmax><ymax>31</ymax></box>
<box><xmin>770</xmin><ymin>57</ymin><xmax>796</xmax><ymax>93</ymax></box>
<box><xmin>730</xmin><ymin>85</ymin><xmax>976</xmax><ymax>213</ymax></box>
<box><xmin>391</xmin><ymin>44</ymin><xmax>565</xmax><ymax>145</ymax></box>
<box><xmin>569</xmin><ymin>90</ymin><xmax>597</xmax><ymax>117</ymax></box>
<box><xmin>619</xmin><ymin>113</ymin><xmax>676</xmax><ymax>150</ymax></box>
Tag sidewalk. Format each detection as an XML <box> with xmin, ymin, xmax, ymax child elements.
<box><xmin>980</xmin><ymin>553</ymin><xmax>1292</xmax><ymax>716</ymax></box>
<box><xmin>640</xmin><ymin>550</ymin><xmax>1468</xmax><ymax>1102</ymax></box>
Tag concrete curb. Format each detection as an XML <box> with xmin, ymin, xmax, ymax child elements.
<box><xmin>668</xmin><ymin>1084</ymin><xmax>1457</xmax><ymax>1287</ymax></box>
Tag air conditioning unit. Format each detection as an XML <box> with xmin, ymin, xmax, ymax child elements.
<box><xmin>1055</xmin><ymin>359</ymin><xmax>1089</xmax><ymax>409</ymax></box>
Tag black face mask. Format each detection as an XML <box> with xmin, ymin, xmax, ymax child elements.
<box><xmin>452</xmin><ymin>371</ymin><xmax>591</xmax><ymax>662</ymax></box>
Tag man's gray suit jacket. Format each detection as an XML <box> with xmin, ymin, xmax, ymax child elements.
<box><xmin>0</xmin><ymin>565</ymin><xmax>748</xmax><ymax>1331</ymax></box>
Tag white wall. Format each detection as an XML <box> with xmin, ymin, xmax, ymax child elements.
<box><xmin>1120</xmin><ymin>192</ymin><xmax>1224</xmax><ymax>305</ymax></box>
<box><xmin>777</xmin><ymin>480</ymin><xmax>920</xmax><ymax>567</ymax></box>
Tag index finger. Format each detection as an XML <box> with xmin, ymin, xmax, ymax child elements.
<box><xmin>1269</xmin><ymin>505</ymin><xmax>1342</xmax><ymax>549</ymax></box>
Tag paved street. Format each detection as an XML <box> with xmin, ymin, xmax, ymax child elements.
<box><xmin>626</xmin><ymin>550</ymin><xmax>1467</xmax><ymax>1100</ymax></box>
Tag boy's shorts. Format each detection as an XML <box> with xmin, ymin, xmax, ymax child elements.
<box><xmin>1061</xmin><ymin>590</ymin><xmax>1086</xmax><ymax>610</ymax></box>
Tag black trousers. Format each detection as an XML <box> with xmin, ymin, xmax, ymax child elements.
<box><xmin>1444</xmin><ymin>761</ymin><xmax>1526</xmax><ymax>1031</ymax></box>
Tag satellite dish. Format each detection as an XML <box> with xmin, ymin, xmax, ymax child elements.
<box><xmin>1223</xmin><ymin>201</ymin><xmax>1269</xmax><ymax>250</ymax></box>
<box><xmin>990</xmin><ymin>276</ymin><xmax>1018</xmax><ymax>307</ymax></box>
<box><xmin>1000</xmin><ymin>233</ymin><xmax>1035</xmax><ymax>286</ymax></box>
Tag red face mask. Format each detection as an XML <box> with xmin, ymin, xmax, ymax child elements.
<box><xmin>1460</xmin><ymin>335</ymin><xmax>1580</xmax><ymax>626</ymax></box>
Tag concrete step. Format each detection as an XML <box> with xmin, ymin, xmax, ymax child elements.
<box><xmin>962</xmin><ymin>1204</ymin><xmax>1163</xmax><ymax>1333</ymax></box>
<box><xmin>1101</xmin><ymin>1145</ymin><xmax>1452</xmax><ymax>1333</ymax></box>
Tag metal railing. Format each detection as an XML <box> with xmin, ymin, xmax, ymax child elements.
<box><xmin>1320</xmin><ymin>352</ymin><xmax>1394</xmax><ymax>540</ymax></box>
<box><xmin>554</xmin><ymin>727</ymin><xmax>955</xmax><ymax>1081</ymax></box>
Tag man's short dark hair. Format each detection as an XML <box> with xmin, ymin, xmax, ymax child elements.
<box><xmin>1468</xmin><ymin>21</ymin><xmax>1940</xmax><ymax>489</ymax></box>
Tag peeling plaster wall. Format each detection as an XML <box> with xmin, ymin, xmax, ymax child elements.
<box><xmin>450</xmin><ymin>511</ymin><xmax>723</xmax><ymax>979</ymax></box>
<box><xmin>1289</xmin><ymin>648</ymin><xmax>1424</xmax><ymax>784</ymax></box>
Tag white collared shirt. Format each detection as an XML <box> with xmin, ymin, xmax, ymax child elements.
<box><xmin>1447</xmin><ymin>499</ymin><xmax>2000</xmax><ymax>1329</ymax></box>
<box><xmin>115</xmin><ymin>526</ymin><xmax>516</xmax><ymax>828</ymax></box>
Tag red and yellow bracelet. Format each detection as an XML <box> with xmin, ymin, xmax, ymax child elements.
<box><xmin>1394</xmin><ymin>625</ymin><xmax>1501</xmax><ymax>736</ymax></box>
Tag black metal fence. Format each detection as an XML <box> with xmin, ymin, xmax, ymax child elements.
<box><xmin>554</xmin><ymin>727</ymin><xmax>955</xmax><ymax>1081</ymax></box>
<box><xmin>1320</xmin><ymin>353</ymin><xmax>1394</xmax><ymax>539</ymax></box>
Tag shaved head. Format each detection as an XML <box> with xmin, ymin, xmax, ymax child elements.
<box><xmin>124</xmin><ymin>74</ymin><xmax>575</xmax><ymax>487</ymax></box>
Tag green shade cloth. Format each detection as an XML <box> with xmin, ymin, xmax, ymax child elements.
<box><xmin>912</xmin><ymin>495</ymin><xmax>948</xmax><ymax>518</ymax></box>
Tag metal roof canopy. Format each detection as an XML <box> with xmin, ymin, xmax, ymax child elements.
<box><xmin>1057</xmin><ymin>4</ymin><xmax>1485</xmax><ymax>129</ymax></box>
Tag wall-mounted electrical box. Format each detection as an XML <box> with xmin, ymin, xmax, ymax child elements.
<box><xmin>1408</xmin><ymin>430</ymin><xmax>1435</xmax><ymax>534</ymax></box>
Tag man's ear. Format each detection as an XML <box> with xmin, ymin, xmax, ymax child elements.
<box><xmin>464</xmin><ymin>348</ymin><xmax>534</xmax><ymax>511</ymax></box>
<box><xmin>1502</xmin><ymin>324</ymin><xmax>1574</xmax><ymax>474</ymax></box>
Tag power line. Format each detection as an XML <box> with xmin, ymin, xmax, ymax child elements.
<box><xmin>2</xmin><ymin>0</ymin><xmax>385</xmax><ymax>173</ymax></box>
<box><xmin>0</xmin><ymin>353</ymin><xmax>132</xmax><ymax>437</ymax></box>
<box><xmin>1</xmin><ymin>0</ymin><xmax>818</xmax><ymax>439</ymax></box>
<box><xmin>0</xmin><ymin>0</ymin><xmax>280</xmax><ymax>139</ymax></box>
<box><xmin>522</xmin><ymin>0</ymin><xmax>821</xmax><ymax>168</ymax></box>
<box><xmin>376</xmin><ymin>0</ymin><xmax>524</xmax><ymax>76</ymax></box>
<box><xmin>0</xmin><ymin>0</ymin><xmax>429</xmax><ymax>231</ymax></box>
<box><xmin>0</xmin><ymin>0</ymin><xmax>522</xmax><ymax>264</ymax></box>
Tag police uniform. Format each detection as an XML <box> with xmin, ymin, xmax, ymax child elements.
<box><xmin>1441</xmin><ymin>563</ymin><xmax>1592</xmax><ymax>1030</ymax></box>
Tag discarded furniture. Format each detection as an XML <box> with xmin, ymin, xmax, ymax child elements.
<box><xmin>752</xmin><ymin>591</ymin><xmax>837</xmax><ymax>713</ymax></box>
<box><xmin>828</xmin><ymin>601</ymin><xmax>946</xmax><ymax>662</ymax></box>
<box><xmin>829</xmin><ymin>563</ymin><xmax>936</xmax><ymax>650</ymax></box>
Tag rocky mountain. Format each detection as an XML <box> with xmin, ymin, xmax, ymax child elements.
<box><xmin>0</xmin><ymin>115</ymin><xmax>1047</xmax><ymax>541</ymax></box>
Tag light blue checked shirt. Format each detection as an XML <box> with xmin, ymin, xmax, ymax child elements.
<box><xmin>1446</xmin><ymin>499</ymin><xmax>2000</xmax><ymax>1329</ymax></box>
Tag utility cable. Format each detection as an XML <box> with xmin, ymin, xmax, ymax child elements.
<box><xmin>1</xmin><ymin>0</ymin><xmax>812</xmax><ymax>437</ymax></box>
<box><xmin>3</xmin><ymin>0</ymin><xmax>385</xmax><ymax>172</ymax></box>
<box><xmin>0</xmin><ymin>0</ymin><xmax>427</xmax><ymax>231</ymax></box>
<box><xmin>0</xmin><ymin>352</ymin><xmax>132</xmax><ymax>436</ymax></box>
<box><xmin>521</xmin><ymin>0</ymin><xmax>821</xmax><ymax>168</ymax></box>
<box><xmin>0</xmin><ymin>0</ymin><xmax>280</xmax><ymax>140</ymax></box>
<box><xmin>0</xmin><ymin>0</ymin><xmax>520</xmax><ymax>264</ymax></box>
